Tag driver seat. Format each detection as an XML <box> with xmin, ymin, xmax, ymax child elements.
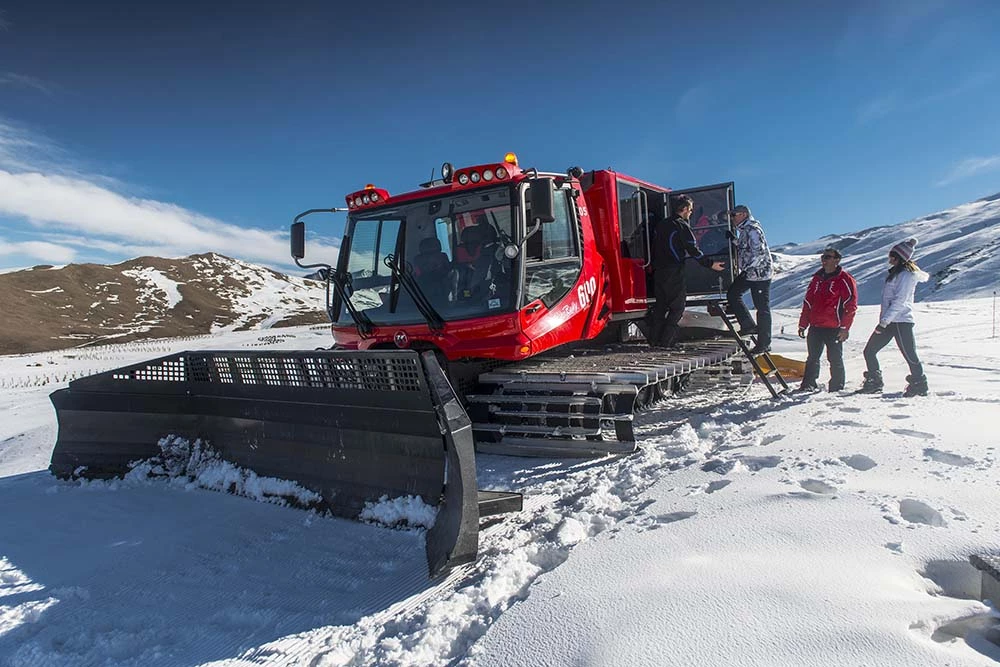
<box><xmin>413</xmin><ymin>237</ymin><xmax>450</xmax><ymax>277</ymax></box>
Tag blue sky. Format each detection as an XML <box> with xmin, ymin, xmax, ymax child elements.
<box><xmin>1</xmin><ymin>0</ymin><xmax>998</xmax><ymax>272</ymax></box>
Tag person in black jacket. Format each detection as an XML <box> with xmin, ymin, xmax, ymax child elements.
<box><xmin>648</xmin><ymin>194</ymin><xmax>725</xmax><ymax>348</ymax></box>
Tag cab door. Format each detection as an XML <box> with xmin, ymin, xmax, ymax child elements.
<box><xmin>665</xmin><ymin>182</ymin><xmax>736</xmax><ymax>301</ymax></box>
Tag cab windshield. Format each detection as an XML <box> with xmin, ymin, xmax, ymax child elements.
<box><xmin>335</xmin><ymin>186</ymin><xmax>517</xmax><ymax>326</ymax></box>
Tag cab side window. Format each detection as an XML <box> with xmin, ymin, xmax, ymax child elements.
<box><xmin>523</xmin><ymin>187</ymin><xmax>582</xmax><ymax>307</ymax></box>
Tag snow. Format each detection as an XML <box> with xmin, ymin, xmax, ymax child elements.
<box><xmin>1</xmin><ymin>302</ymin><xmax>999</xmax><ymax>666</ymax></box>
<box><xmin>360</xmin><ymin>495</ymin><xmax>439</xmax><ymax>530</ymax></box>
<box><xmin>205</xmin><ymin>258</ymin><xmax>326</xmax><ymax>332</ymax></box>
<box><xmin>122</xmin><ymin>435</ymin><xmax>323</xmax><ymax>508</ymax></box>
<box><xmin>770</xmin><ymin>193</ymin><xmax>1000</xmax><ymax>308</ymax></box>
<box><xmin>121</xmin><ymin>266</ymin><xmax>184</xmax><ymax>309</ymax></box>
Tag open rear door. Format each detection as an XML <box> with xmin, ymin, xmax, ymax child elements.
<box><xmin>665</xmin><ymin>182</ymin><xmax>736</xmax><ymax>301</ymax></box>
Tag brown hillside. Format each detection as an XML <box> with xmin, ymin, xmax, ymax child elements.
<box><xmin>0</xmin><ymin>253</ymin><xmax>327</xmax><ymax>355</ymax></box>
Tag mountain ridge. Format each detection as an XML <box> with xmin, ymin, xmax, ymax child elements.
<box><xmin>768</xmin><ymin>190</ymin><xmax>1000</xmax><ymax>308</ymax></box>
<box><xmin>0</xmin><ymin>252</ymin><xmax>326</xmax><ymax>355</ymax></box>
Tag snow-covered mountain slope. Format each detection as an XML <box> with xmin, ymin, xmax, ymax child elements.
<box><xmin>0</xmin><ymin>253</ymin><xmax>327</xmax><ymax>354</ymax></box>
<box><xmin>770</xmin><ymin>192</ymin><xmax>1000</xmax><ymax>308</ymax></box>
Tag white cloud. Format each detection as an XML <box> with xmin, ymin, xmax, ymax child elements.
<box><xmin>0</xmin><ymin>118</ymin><xmax>86</xmax><ymax>177</ymax></box>
<box><xmin>0</xmin><ymin>73</ymin><xmax>54</xmax><ymax>95</ymax></box>
<box><xmin>0</xmin><ymin>239</ymin><xmax>77</xmax><ymax>264</ymax></box>
<box><xmin>934</xmin><ymin>155</ymin><xmax>1000</xmax><ymax>187</ymax></box>
<box><xmin>0</xmin><ymin>118</ymin><xmax>340</xmax><ymax>270</ymax></box>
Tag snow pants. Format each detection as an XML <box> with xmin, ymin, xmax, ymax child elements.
<box><xmin>803</xmin><ymin>326</ymin><xmax>845</xmax><ymax>390</ymax></box>
<box><xmin>863</xmin><ymin>322</ymin><xmax>923</xmax><ymax>378</ymax></box>
<box><xmin>649</xmin><ymin>265</ymin><xmax>686</xmax><ymax>347</ymax></box>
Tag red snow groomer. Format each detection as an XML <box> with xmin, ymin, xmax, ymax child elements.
<box><xmin>49</xmin><ymin>154</ymin><xmax>743</xmax><ymax>576</ymax></box>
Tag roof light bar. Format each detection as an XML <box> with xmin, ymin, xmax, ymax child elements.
<box><xmin>345</xmin><ymin>185</ymin><xmax>391</xmax><ymax>210</ymax></box>
<box><xmin>449</xmin><ymin>153</ymin><xmax>523</xmax><ymax>190</ymax></box>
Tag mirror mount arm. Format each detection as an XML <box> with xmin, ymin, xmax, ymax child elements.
<box><xmin>290</xmin><ymin>207</ymin><xmax>373</xmax><ymax>337</ymax></box>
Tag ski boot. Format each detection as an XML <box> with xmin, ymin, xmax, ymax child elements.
<box><xmin>855</xmin><ymin>370</ymin><xmax>883</xmax><ymax>394</ymax></box>
<box><xmin>903</xmin><ymin>374</ymin><xmax>928</xmax><ymax>397</ymax></box>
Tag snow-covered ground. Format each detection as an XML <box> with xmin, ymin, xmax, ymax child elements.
<box><xmin>1</xmin><ymin>301</ymin><xmax>999</xmax><ymax>666</ymax></box>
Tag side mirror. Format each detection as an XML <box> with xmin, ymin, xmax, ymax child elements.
<box><xmin>528</xmin><ymin>177</ymin><xmax>556</xmax><ymax>223</ymax></box>
<box><xmin>291</xmin><ymin>221</ymin><xmax>306</xmax><ymax>260</ymax></box>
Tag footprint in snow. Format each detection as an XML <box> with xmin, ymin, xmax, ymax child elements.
<box><xmin>839</xmin><ymin>454</ymin><xmax>877</xmax><ymax>471</ymax></box>
<box><xmin>706</xmin><ymin>479</ymin><xmax>732</xmax><ymax>494</ymax></box>
<box><xmin>799</xmin><ymin>478</ymin><xmax>838</xmax><ymax>495</ymax></box>
<box><xmin>701</xmin><ymin>459</ymin><xmax>735</xmax><ymax>475</ymax></box>
<box><xmin>686</xmin><ymin>480</ymin><xmax>731</xmax><ymax>496</ymax></box>
<box><xmin>739</xmin><ymin>455</ymin><xmax>782</xmax><ymax>472</ymax></box>
<box><xmin>822</xmin><ymin>419</ymin><xmax>868</xmax><ymax>428</ymax></box>
<box><xmin>923</xmin><ymin>448</ymin><xmax>976</xmax><ymax>467</ymax></box>
<box><xmin>884</xmin><ymin>542</ymin><xmax>904</xmax><ymax>554</ymax></box>
<box><xmin>838</xmin><ymin>406</ymin><xmax>862</xmax><ymax>414</ymax></box>
<box><xmin>760</xmin><ymin>434</ymin><xmax>785</xmax><ymax>446</ymax></box>
<box><xmin>891</xmin><ymin>428</ymin><xmax>936</xmax><ymax>440</ymax></box>
<box><xmin>654</xmin><ymin>511</ymin><xmax>697</xmax><ymax>525</ymax></box>
<box><xmin>639</xmin><ymin>511</ymin><xmax>698</xmax><ymax>531</ymax></box>
<box><xmin>888</xmin><ymin>414</ymin><xmax>910</xmax><ymax>420</ymax></box>
<box><xmin>898</xmin><ymin>499</ymin><xmax>946</xmax><ymax>527</ymax></box>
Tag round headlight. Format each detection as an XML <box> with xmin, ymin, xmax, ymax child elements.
<box><xmin>503</xmin><ymin>244</ymin><xmax>519</xmax><ymax>259</ymax></box>
<box><xmin>470</xmin><ymin>171</ymin><xmax>481</xmax><ymax>183</ymax></box>
<box><xmin>347</xmin><ymin>200</ymin><xmax>354</xmax><ymax>208</ymax></box>
<box><xmin>362</xmin><ymin>194</ymin><xmax>370</xmax><ymax>204</ymax></box>
<box><xmin>483</xmin><ymin>169</ymin><xmax>494</xmax><ymax>181</ymax></box>
<box><xmin>354</xmin><ymin>196</ymin><xmax>362</xmax><ymax>206</ymax></box>
<box><xmin>496</xmin><ymin>166</ymin><xmax>508</xmax><ymax>179</ymax></box>
<box><xmin>370</xmin><ymin>192</ymin><xmax>379</xmax><ymax>202</ymax></box>
<box><xmin>441</xmin><ymin>162</ymin><xmax>454</xmax><ymax>183</ymax></box>
<box><xmin>458</xmin><ymin>173</ymin><xmax>470</xmax><ymax>185</ymax></box>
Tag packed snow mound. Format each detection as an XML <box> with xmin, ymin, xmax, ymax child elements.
<box><xmin>359</xmin><ymin>495</ymin><xmax>439</xmax><ymax>530</ymax></box>
<box><xmin>122</xmin><ymin>435</ymin><xmax>323</xmax><ymax>508</ymax></box>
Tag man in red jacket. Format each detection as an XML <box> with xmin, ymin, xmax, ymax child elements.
<box><xmin>797</xmin><ymin>248</ymin><xmax>858</xmax><ymax>391</ymax></box>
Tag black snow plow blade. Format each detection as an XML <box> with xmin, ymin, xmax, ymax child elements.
<box><xmin>49</xmin><ymin>349</ymin><xmax>520</xmax><ymax>577</ymax></box>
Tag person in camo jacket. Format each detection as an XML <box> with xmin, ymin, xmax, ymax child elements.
<box><xmin>726</xmin><ymin>204</ymin><xmax>773</xmax><ymax>355</ymax></box>
<box><xmin>797</xmin><ymin>247</ymin><xmax>858</xmax><ymax>392</ymax></box>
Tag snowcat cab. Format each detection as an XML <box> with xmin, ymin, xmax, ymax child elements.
<box><xmin>313</xmin><ymin>154</ymin><xmax>612</xmax><ymax>366</ymax></box>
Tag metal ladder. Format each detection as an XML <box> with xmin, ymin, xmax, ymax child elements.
<box><xmin>712</xmin><ymin>303</ymin><xmax>789</xmax><ymax>399</ymax></box>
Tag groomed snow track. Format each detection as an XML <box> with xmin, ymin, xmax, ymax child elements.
<box><xmin>466</xmin><ymin>338</ymin><xmax>745</xmax><ymax>457</ymax></box>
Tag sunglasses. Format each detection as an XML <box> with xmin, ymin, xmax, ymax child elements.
<box><xmin>821</xmin><ymin>254</ymin><xmax>838</xmax><ymax>260</ymax></box>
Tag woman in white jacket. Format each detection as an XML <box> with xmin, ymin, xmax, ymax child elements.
<box><xmin>856</xmin><ymin>238</ymin><xmax>930</xmax><ymax>396</ymax></box>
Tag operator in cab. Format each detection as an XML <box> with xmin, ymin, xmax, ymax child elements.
<box><xmin>648</xmin><ymin>194</ymin><xmax>725</xmax><ymax>349</ymax></box>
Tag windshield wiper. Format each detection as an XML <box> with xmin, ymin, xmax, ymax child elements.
<box><xmin>383</xmin><ymin>254</ymin><xmax>445</xmax><ymax>332</ymax></box>
<box><xmin>328</xmin><ymin>270</ymin><xmax>375</xmax><ymax>337</ymax></box>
